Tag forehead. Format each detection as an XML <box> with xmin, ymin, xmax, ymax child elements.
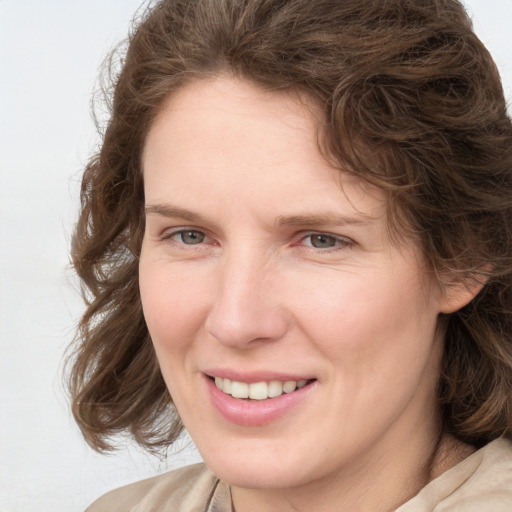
<box><xmin>142</xmin><ymin>75</ymin><xmax>390</xmax><ymax>229</ymax></box>
<box><xmin>145</xmin><ymin>75</ymin><xmax>323</xmax><ymax>164</ymax></box>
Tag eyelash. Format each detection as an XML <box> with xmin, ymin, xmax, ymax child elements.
<box><xmin>161</xmin><ymin>228</ymin><xmax>353</xmax><ymax>253</ymax></box>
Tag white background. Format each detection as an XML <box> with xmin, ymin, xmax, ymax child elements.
<box><xmin>0</xmin><ymin>1</ymin><xmax>510</xmax><ymax>511</ymax></box>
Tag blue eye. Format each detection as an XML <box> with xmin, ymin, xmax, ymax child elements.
<box><xmin>172</xmin><ymin>230</ymin><xmax>206</xmax><ymax>244</ymax></box>
<box><xmin>301</xmin><ymin>233</ymin><xmax>351</xmax><ymax>249</ymax></box>
<box><xmin>308</xmin><ymin>234</ymin><xmax>338</xmax><ymax>248</ymax></box>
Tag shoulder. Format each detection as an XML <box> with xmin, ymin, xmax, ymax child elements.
<box><xmin>85</xmin><ymin>463</ymin><xmax>218</xmax><ymax>512</ymax></box>
<box><xmin>441</xmin><ymin>438</ymin><xmax>512</xmax><ymax>511</ymax></box>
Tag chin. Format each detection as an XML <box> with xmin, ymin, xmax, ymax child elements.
<box><xmin>206</xmin><ymin>458</ymin><xmax>310</xmax><ymax>490</ymax></box>
<box><xmin>196</xmin><ymin>436</ymin><xmax>325</xmax><ymax>490</ymax></box>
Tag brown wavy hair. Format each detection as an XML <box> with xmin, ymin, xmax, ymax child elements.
<box><xmin>68</xmin><ymin>0</ymin><xmax>512</xmax><ymax>453</ymax></box>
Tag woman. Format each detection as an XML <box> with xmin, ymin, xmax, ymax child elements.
<box><xmin>69</xmin><ymin>0</ymin><xmax>512</xmax><ymax>510</ymax></box>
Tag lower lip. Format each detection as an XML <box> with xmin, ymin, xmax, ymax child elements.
<box><xmin>206</xmin><ymin>377</ymin><xmax>316</xmax><ymax>426</ymax></box>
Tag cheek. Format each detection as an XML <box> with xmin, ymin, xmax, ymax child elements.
<box><xmin>139</xmin><ymin>260</ymin><xmax>212</xmax><ymax>351</ymax></box>
<box><xmin>294</xmin><ymin>266</ymin><xmax>439</xmax><ymax>371</ymax></box>
<box><xmin>138</xmin><ymin>261</ymin><xmax>211</xmax><ymax>405</ymax></box>
<box><xmin>302</xmin><ymin>270</ymin><xmax>441</xmax><ymax>432</ymax></box>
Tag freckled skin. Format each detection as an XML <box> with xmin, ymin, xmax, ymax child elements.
<box><xmin>139</xmin><ymin>76</ymin><xmax>476</xmax><ymax>512</ymax></box>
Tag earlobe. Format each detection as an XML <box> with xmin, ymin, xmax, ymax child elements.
<box><xmin>439</xmin><ymin>273</ymin><xmax>488</xmax><ymax>314</ymax></box>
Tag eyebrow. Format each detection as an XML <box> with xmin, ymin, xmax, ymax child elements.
<box><xmin>145</xmin><ymin>204</ymin><xmax>207</xmax><ymax>224</ymax></box>
<box><xmin>275</xmin><ymin>213</ymin><xmax>374</xmax><ymax>227</ymax></box>
<box><xmin>145</xmin><ymin>203</ymin><xmax>375</xmax><ymax>227</ymax></box>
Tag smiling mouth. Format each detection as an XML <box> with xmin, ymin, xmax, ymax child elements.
<box><xmin>211</xmin><ymin>376</ymin><xmax>314</xmax><ymax>400</ymax></box>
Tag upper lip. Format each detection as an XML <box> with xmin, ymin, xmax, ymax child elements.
<box><xmin>204</xmin><ymin>369</ymin><xmax>315</xmax><ymax>384</ymax></box>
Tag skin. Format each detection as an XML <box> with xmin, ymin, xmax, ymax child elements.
<box><xmin>139</xmin><ymin>76</ymin><xmax>477</xmax><ymax>512</ymax></box>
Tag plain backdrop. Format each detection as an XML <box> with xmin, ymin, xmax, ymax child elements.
<box><xmin>0</xmin><ymin>1</ymin><xmax>510</xmax><ymax>511</ymax></box>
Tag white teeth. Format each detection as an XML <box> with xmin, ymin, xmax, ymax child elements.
<box><xmin>283</xmin><ymin>381</ymin><xmax>297</xmax><ymax>393</ymax></box>
<box><xmin>249</xmin><ymin>382</ymin><xmax>268</xmax><ymax>400</ymax></box>
<box><xmin>268</xmin><ymin>380</ymin><xmax>283</xmax><ymax>398</ymax></box>
<box><xmin>213</xmin><ymin>377</ymin><xmax>309</xmax><ymax>400</ymax></box>
<box><xmin>222</xmin><ymin>378</ymin><xmax>232</xmax><ymax>394</ymax></box>
<box><xmin>231</xmin><ymin>380</ymin><xmax>249</xmax><ymax>398</ymax></box>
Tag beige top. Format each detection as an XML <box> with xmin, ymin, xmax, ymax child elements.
<box><xmin>86</xmin><ymin>439</ymin><xmax>512</xmax><ymax>511</ymax></box>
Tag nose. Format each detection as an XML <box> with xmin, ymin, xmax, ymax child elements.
<box><xmin>205</xmin><ymin>249</ymin><xmax>289</xmax><ymax>348</ymax></box>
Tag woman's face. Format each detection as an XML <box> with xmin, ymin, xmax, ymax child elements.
<box><xmin>139</xmin><ymin>77</ymin><xmax>460</xmax><ymax>493</ymax></box>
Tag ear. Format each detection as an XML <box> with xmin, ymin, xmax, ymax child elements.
<box><xmin>438</xmin><ymin>271</ymin><xmax>489</xmax><ymax>314</ymax></box>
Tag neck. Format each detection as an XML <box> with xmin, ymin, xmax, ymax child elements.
<box><xmin>428</xmin><ymin>434</ymin><xmax>476</xmax><ymax>480</ymax></box>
